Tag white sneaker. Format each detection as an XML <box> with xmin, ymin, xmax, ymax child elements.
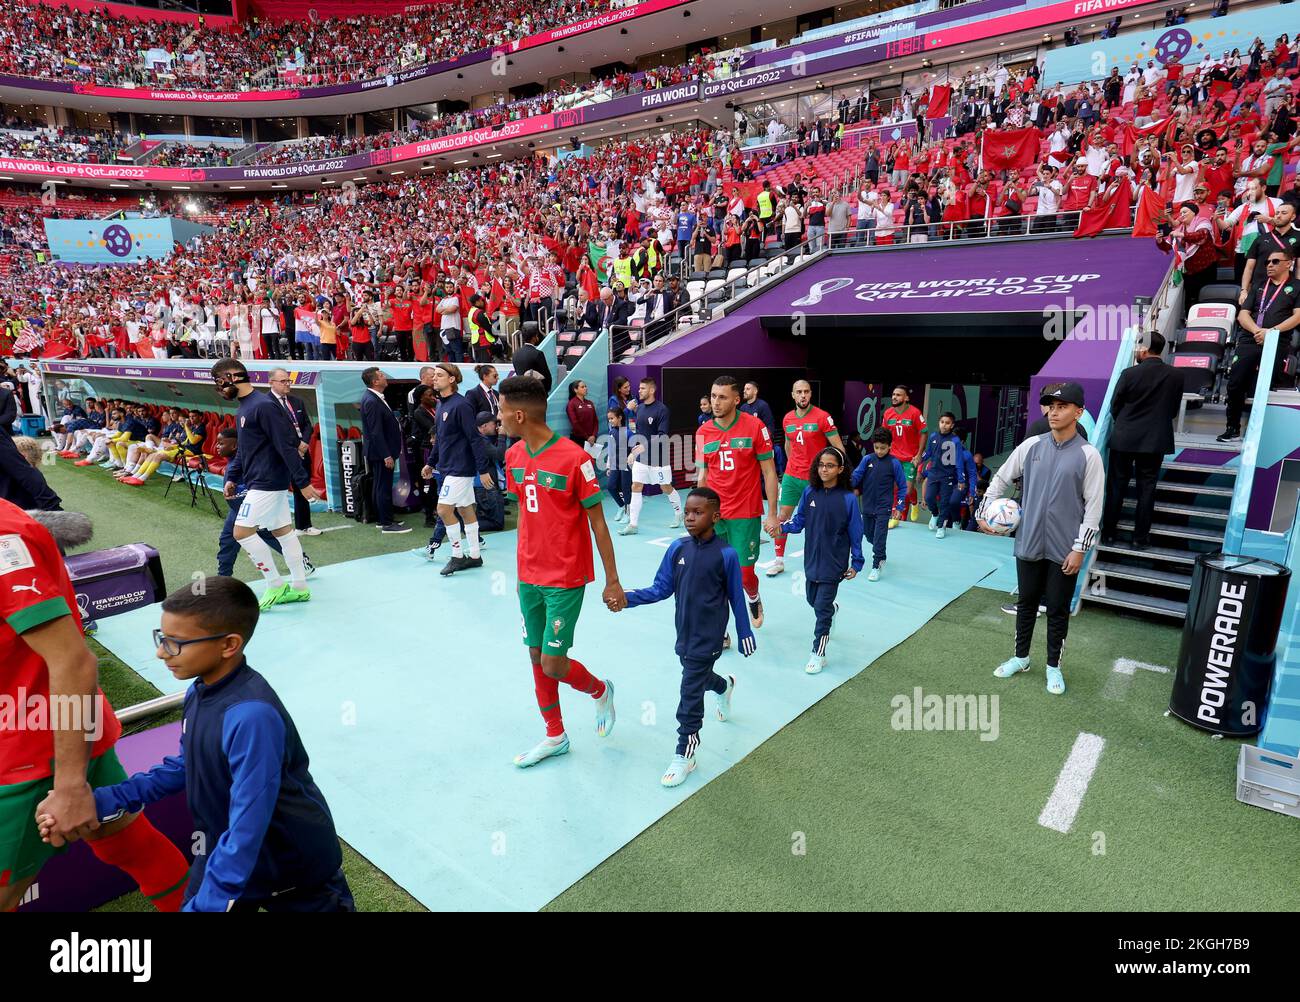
<box><xmin>614</xmin><ymin>507</ymin><xmax>628</xmax><ymax>522</ymax></box>
<box><xmin>765</xmin><ymin>558</ymin><xmax>785</xmax><ymax>577</ymax></box>
<box><xmin>661</xmin><ymin>754</ymin><xmax>697</xmax><ymax>787</ymax></box>
<box><xmin>668</xmin><ymin>514</ymin><xmax>682</xmax><ymax>529</ymax></box>
<box><xmin>714</xmin><ymin>674</ymin><xmax>736</xmax><ymax>721</ymax></box>
<box><xmin>804</xmin><ymin>654</ymin><xmax>826</xmax><ymax>675</ymax></box>
<box><xmin>296</xmin><ymin>526</ymin><xmax>323</xmax><ymax>536</ymax></box>
<box><xmin>618</xmin><ymin>523</ymin><xmax>639</xmax><ymax>536</ymax></box>
<box><xmin>867</xmin><ymin>566</ymin><xmax>881</xmax><ymax>582</ymax></box>
<box><xmin>936</xmin><ymin>526</ymin><xmax>946</xmax><ymax>539</ymax></box>
<box><xmin>928</xmin><ymin>515</ymin><xmax>938</xmax><ymax>531</ymax></box>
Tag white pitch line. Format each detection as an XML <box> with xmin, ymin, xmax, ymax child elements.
<box><xmin>317</xmin><ymin>523</ymin><xmax>357</xmax><ymax>532</ymax></box>
<box><xmin>1037</xmin><ymin>732</ymin><xmax>1106</xmax><ymax>834</ymax></box>
<box><xmin>1113</xmin><ymin>658</ymin><xmax>1170</xmax><ymax>676</ymax></box>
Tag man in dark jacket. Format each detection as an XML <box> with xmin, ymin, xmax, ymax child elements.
<box><xmin>268</xmin><ymin>368</ymin><xmax>318</xmax><ymax>537</ymax></box>
<box><xmin>1101</xmin><ymin>331</ymin><xmax>1187</xmax><ymax>549</ymax></box>
<box><xmin>511</xmin><ymin>323</ymin><xmax>553</xmax><ymax>394</ymax></box>
<box><xmin>427</xmin><ymin>361</ymin><xmax>492</xmax><ymax>575</ymax></box>
<box><xmin>360</xmin><ymin>366</ymin><xmax>409</xmax><ymax>534</ymax></box>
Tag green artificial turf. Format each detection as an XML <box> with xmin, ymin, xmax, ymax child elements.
<box><xmin>47</xmin><ymin>459</ymin><xmax>1298</xmax><ymax>912</ymax></box>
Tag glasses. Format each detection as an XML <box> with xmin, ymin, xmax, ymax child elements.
<box><xmin>153</xmin><ymin>629</ymin><xmax>228</xmax><ymax>657</ymax></box>
<box><xmin>816</xmin><ymin>461</ymin><xmax>842</xmax><ymax>470</ymax></box>
<box><xmin>1267</xmin><ymin>258</ymin><xmax>1287</xmax><ymax>265</ymax></box>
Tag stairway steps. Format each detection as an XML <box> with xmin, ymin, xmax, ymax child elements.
<box><xmin>1142</xmin><ymin>480</ymin><xmax>1235</xmax><ymax>498</ymax></box>
<box><xmin>1174</xmin><ymin>435</ymin><xmax>1241</xmax><ymax>453</ymax></box>
<box><xmin>1115</xmin><ymin>519</ymin><xmax>1224</xmax><ymax>543</ymax></box>
<box><xmin>1091</xmin><ymin>561</ymin><xmax>1193</xmax><ymax>590</ymax></box>
<box><xmin>1083</xmin><ymin>587</ymin><xmax>1188</xmax><ymax>619</ymax></box>
<box><xmin>1162</xmin><ymin>460</ymin><xmax>1238</xmax><ymax>476</ymax></box>
<box><xmin>1096</xmin><ymin>541</ymin><xmax>1200</xmax><ymax>564</ymax></box>
<box><xmin>1123</xmin><ymin>499</ymin><xmax>1229</xmax><ymax>521</ymax></box>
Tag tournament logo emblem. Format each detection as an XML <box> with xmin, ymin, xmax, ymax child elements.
<box><xmin>102</xmin><ymin>224</ymin><xmax>133</xmax><ymax>258</ymax></box>
<box><xmin>1153</xmin><ymin>28</ymin><xmax>1193</xmax><ymax>66</ymax></box>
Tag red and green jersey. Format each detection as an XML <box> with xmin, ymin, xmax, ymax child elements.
<box><xmin>695</xmin><ymin>411</ymin><xmax>774</xmax><ymax>519</ymax></box>
<box><xmin>883</xmin><ymin>404</ymin><xmax>926</xmax><ymax>463</ymax></box>
<box><xmin>0</xmin><ymin>499</ymin><xmax>121</xmax><ymax>785</ymax></box>
<box><xmin>781</xmin><ymin>405</ymin><xmax>837</xmax><ymax>480</ymax></box>
<box><xmin>506</xmin><ymin>433</ymin><xmax>604</xmax><ymax>588</ymax></box>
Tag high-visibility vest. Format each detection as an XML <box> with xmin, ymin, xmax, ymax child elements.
<box><xmin>647</xmin><ymin>241</ymin><xmax>660</xmax><ymax>272</ymax></box>
<box><xmin>631</xmin><ymin>247</ymin><xmax>648</xmax><ymax>278</ymax></box>
<box><xmin>613</xmin><ymin>256</ymin><xmax>634</xmax><ymax>287</ymax></box>
<box><xmin>757</xmin><ymin>190</ymin><xmax>775</xmax><ymax>219</ymax></box>
<box><xmin>468</xmin><ymin>308</ymin><xmax>495</xmax><ymax>346</ymax></box>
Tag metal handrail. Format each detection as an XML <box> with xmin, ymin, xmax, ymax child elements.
<box><xmin>1071</xmin><ymin>324</ymin><xmax>1139</xmax><ymax>616</ymax></box>
<box><xmin>1223</xmin><ymin>328</ymin><xmax>1281</xmax><ymax>554</ymax></box>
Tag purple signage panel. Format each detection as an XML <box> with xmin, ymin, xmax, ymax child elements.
<box><xmin>735</xmin><ymin>237</ymin><xmax>1172</xmax><ymax>318</ymax></box>
<box><xmin>41</xmin><ymin>361</ymin><xmax>319</xmax><ymax>386</ymax></box>
<box><xmin>66</xmin><ymin>542</ymin><xmax>165</xmax><ymax>622</ymax></box>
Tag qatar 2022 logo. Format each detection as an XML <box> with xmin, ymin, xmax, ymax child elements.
<box><xmin>1153</xmin><ymin>28</ymin><xmax>1194</xmax><ymax>65</ymax></box>
<box><xmin>101</xmin><ymin>223</ymin><xmax>133</xmax><ymax>257</ymax></box>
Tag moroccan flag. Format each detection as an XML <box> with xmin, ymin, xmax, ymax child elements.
<box><xmin>588</xmin><ymin>240</ymin><xmax>609</xmax><ymax>282</ymax></box>
<box><xmin>1131</xmin><ymin>186</ymin><xmax>1167</xmax><ymax>238</ymax></box>
<box><xmin>926</xmin><ymin>83</ymin><xmax>951</xmax><ymax>119</ymax></box>
<box><xmin>980</xmin><ymin>128</ymin><xmax>1039</xmax><ymax>171</ymax></box>
<box><xmin>1119</xmin><ymin>117</ymin><xmax>1175</xmax><ymax>156</ymax></box>
<box><xmin>1075</xmin><ymin>179</ymin><xmax>1135</xmax><ymax>238</ymax></box>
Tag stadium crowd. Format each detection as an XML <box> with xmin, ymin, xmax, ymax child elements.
<box><xmin>0</xmin><ymin>0</ymin><xmax>625</xmax><ymax>91</ymax></box>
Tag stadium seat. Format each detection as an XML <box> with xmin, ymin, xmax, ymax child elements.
<box><xmin>1175</xmin><ymin>327</ymin><xmax>1228</xmax><ymax>359</ymax></box>
<box><xmin>1186</xmin><ymin>302</ymin><xmax>1236</xmax><ymax>340</ymax></box>
<box><xmin>1197</xmin><ymin>284</ymin><xmax>1240</xmax><ymax>306</ymax></box>
<box><xmin>1172</xmin><ymin>353</ymin><xmax>1218</xmax><ymax>397</ymax></box>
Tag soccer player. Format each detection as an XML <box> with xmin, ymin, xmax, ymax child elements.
<box><xmin>428</xmin><ymin>362</ymin><xmax>493</xmax><ymax>576</ymax></box>
<box><xmin>1</xmin><ymin>500</ymin><xmax>189</xmax><ymax>913</ymax></box>
<box><xmin>42</xmin><ymin>577</ymin><xmax>354</xmax><ymax>911</ymax></box>
<box><xmin>978</xmin><ymin>383</ymin><xmax>1104</xmax><ymax>696</ymax></box>
<box><xmin>620</xmin><ymin>488</ymin><xmax>754</xmax><ymax>786</ymax></box>
<box><xmin>618</xmin><ymin>377</ymin><xmax>683</xmax><ymax>535</ymax></box>
<box><xmin>211</xmin><ymin>359</ymin><xmax>319</xmax><ymax>610</ymax></box>
<box><xmin>781</xmin><ymin>448</ymin><xmax>864</xmax><ymax>673</ymax></box>
<box><xmin>768</xmin><ymin>378</ymin><xmax>843</xmax><ymax>576</ymax></box>
<box><xmin>696</xmin><ymin>375</ymin><xmax>780</xmax><ymax>638</ymax></box>
<box><xmin>881</xmin><ymin>385</ymin><xmax>926</xmax><ymax>524</ymax></box>
<box><xmin>498</xmin><ymin>375</ymin><xmax>625</xmax><ymax>768</ymax></box>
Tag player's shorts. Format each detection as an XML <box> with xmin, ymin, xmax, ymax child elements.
<box><xmin>631</xmin><ymin>462</ymin><xmax>673</xmax><ymax>486</ymax></box>
<box><xmin>234</xmin><ymin>488</ymin><xmax>292</xmax><ymax>530</ymax></box>
<box><xmin>0</xmin><ymin>748</ymin><xmax>128</xmax><ymax>886</ymax></box>
<box><xmin>779</xmin><ymin>473</ymin><xmax>809</xmax><ymax>507</ymax></box>
<box><xmin>900</xmin><ymin>461</ymin><xmax>918</xmax><ymax>482</ymax></box>
<box><xmin>518</xmin><ymin>582</ymin><xmax>585</xmax><ymax>655</ymax></box>
<box><xmin>716</xmin><ymin>516</ymin><xmax>762</xmax><ymax>567</ymax></box>
<box><xmin>438</xmin><ymin>475</ymin><xmax>477</xmax><ymax>508</ymax></box>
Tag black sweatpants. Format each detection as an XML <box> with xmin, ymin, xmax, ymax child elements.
<box><xmin>925</xmin><ymin>478</ymin><xmax>955</xmax><ymax>527</ymax></box>
<box><xmin>677</xmin><ymin>656</ymin><xmax>729</xmax><ymax>757</ymax></box>
<box><xmin>862</xmin><ymin>509</ymin><xmax>889</xmax><ymax>568</ymax></box>
<box><xmin>1014</xmin><ymin>557</ymin><xmax>1074</xmax><ymax>667</ymax></box>
<box><xmin>1103</xmin><ymin>450</ymin><xmax>1162</xmax><ymax>542</ymax></box>
<box><xmin>227</xmin><ymin>869</ymin><xmax>355</xmax><ymax>912</ymax></box>
<box><xmin>1225</xmin><ymin>339</ymin><xmax>1270</xmax><ymax>431</ymax></box>
<box><xmin>805</xmin><ymin>579</ymin><xmax>841</xmax><ymax>655</ymax></box>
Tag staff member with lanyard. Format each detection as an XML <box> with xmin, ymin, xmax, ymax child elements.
<box><xmin>1218</xmin><ymin>248</ymin><xmax>1300</xmax><ymax>442</ymax></box>
<box><xmin>978</xmin><ymin>382</ymin><xmax>1104</xmax><ymax>696</ymax></box>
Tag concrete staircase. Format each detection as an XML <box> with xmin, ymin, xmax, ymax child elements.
<box><xmin>1083</xmin><ymin>400</ymin><xmax>1240</xmax><ymax>620</ymax></box>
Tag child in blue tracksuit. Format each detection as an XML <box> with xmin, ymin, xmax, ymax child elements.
<box><xmin>918</xmin><ymin>412</ymin><xmax>966</xmax><ymax>537</ymax></box>
<box><xmin>622</xmin><ymin>487</ymin><xmax>755</xmax><ymax>788</ymax></box>
<box><xmin>850</xmin><ymin>429</ymin><xmax>906</xmax><ymax>580</ymax></box>
<box><xmin>605</xmin><ymin>407</ymin><xmax>633</xmax><ymax>521</ymax></box>
<box><xmin>948</xmin><ymin>443</ymin><xmax>979</xmax><ymax>531</ymax></box>
<box><xmin>782</xmin><ymin>447</ymin><xmax>865</xmax><ymax>674</ymax></box>
<box><xmin>77</xmin><ymin>576</ymin><xmax>352</xmax><ymax>912</ymax></box>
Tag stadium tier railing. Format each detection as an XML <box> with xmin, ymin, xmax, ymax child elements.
<box><xmin>1222</xmin><ymin>328</ymin><xmax>1281</xmax><ymax>555</ymax></box>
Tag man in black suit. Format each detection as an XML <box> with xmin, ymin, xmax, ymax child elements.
<box><xmin>577</xmin><ymin>295</ymin><xmax>602</xmax><ymax>333</ymax></box>
<box><xmin>511</xmin><ymin>323</ymin><xmax>552</xmax><ymax>394</ymax></box>
<box><xmin>359</xmin><ymin>367</ymin><xmax>410</xmax><ymax>533</ymax></box>
<box><xmin>1101</xmin><ymin>331</ymin><xmax>1185</xmax><ymax>550</ymax></box>
<box><xmin>643</xmin><ymin>274</ymin><xmax>677</xmax><ymax>343</ymax></box>
<box><xmin>0</xmin><ymin>382</ymin><xmax>16</xmax><ymax>438</ymax></box>
<box><xmin>268</xmin><ymin>368</ymin><xmax>319</xmax><ymax>536</ymax></box>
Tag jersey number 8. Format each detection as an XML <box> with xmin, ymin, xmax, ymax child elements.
<box><xmin>524</xmin><ymin>483</ymin><xmax>540</xmax><ymax>512</ymax></box>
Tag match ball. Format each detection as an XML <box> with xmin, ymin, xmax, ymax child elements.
<box><xmin>984</xmin><ymin>498</ymin><xmax>1021</xmax><ymax>535</ymax></box>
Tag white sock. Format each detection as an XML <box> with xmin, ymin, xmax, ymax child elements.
<box><xmin>464</xmin><ymin>522</ymin><xmax>480</xmax><ymax>558</ymax></box>
<box><xmin>52</xmin><ymin>432</ymin><xmax>65</xmax><ymax>449</ymax></box>
<box><xmin>666</xmin><ymin>489</ymin><xmax>683</xmax><ymax>517</ymax></box>
<box><xmin>446</xmin><ymin>522</ymin><xmax>463</xmax><ymax>557</ymax></box>
<box><xmin>278</xmin><ymin>531</ymin><xmax>308</xmax><ymax>589</ymax></box>
<box><xmin>238</xmin><ymin>534</ymin><xmax>284</xmax><ymax>586</ymax></box>
<box><xmin>629</xmin><ymin>492</ymin><xmax>644</xmax><ymax>527</ymax></box>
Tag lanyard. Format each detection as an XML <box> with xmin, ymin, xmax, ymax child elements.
<box><xmin>1255</xmin><ymin>280</ymin><xmax>1282</xmax><ymax>326</ymax></box>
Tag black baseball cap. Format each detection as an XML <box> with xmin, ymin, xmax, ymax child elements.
<box><xmin>475</xmin><ymin>411</ymin><xmax>497</xmax><ymax>426</ymax></box>
<box><xmin>1040</xmin><ymin>382</ymin><xmax>1086</xmax><ymax>407</ymax></box>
